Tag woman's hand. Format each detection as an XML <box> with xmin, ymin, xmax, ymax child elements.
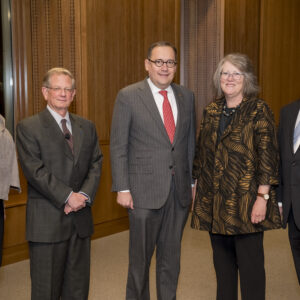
<box><xmin>251</xmin><ymin>197</ymin><xmax>267</xmax><ymax>224</ymax></box>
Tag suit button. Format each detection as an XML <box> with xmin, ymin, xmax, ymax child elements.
<box><xmin>169</xmin><ymin>165</ymin><xmax>173</xmax><ymax>169</ymax></box>
<box><xmin>171</xmin><ymin>147</ymin><xmax>174</xmax><ymax>152</ymax></box>
<box><xmin>292</xmin><ymin>161</ymin><xmax>297</xmax><ymax>166</ymax></box>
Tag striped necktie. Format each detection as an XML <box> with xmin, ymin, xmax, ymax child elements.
<box><xmin>61</xmin><ymin>119</ymin><xmax>74</xmax><ymax>154</ymax></box>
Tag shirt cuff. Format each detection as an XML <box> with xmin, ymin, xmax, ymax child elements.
<box><xmin>79</xmin><ymin>191</ymin><xmax>91</xmax><ymax>203</ymax></box>
<box><xmin>65</xmin><ymin>191</ymin><xmax>73</xmax><ymax>203</ymax></box>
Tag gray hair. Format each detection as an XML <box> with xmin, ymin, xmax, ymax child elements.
<box><xmin>42</xmin><ymin>67</ymin><xmax>75</xmax><ymax>89</ymax></box>
<box><xmin>213</xmin><ymin>53</ymin><xmax>259</xmax><ymax>99</ymax></box>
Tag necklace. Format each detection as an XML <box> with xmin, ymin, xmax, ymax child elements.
<box><xmin>222</xmin><ymin>102</ymin><xmax>240</xmax><ymax>117</ymax></box>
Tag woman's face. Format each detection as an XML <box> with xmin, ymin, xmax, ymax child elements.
<box><xmin>220</xmin><ymin>61</ymin><xmax>244</xmax><ymax>100</ymax></box>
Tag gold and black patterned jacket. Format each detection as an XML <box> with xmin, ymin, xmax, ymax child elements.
<box><xmin>191</xmin><ymin>97</ymin><xmax>282</xmax><ymax>235</ymax></box>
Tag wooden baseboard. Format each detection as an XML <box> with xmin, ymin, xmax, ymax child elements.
<box><xmin>2</xmin><ymin>243</ymin><xmax>29</xmax><ymax>266</ymax></box>
<box><xmin>92</xmin><ymin>216</ymin><xmax>129</xmax><ymax>239</ymax></box>
<box><xmin>2</xmin><ymin>217</ymin><xmax>129</xmax><ymax>266</ymax></box>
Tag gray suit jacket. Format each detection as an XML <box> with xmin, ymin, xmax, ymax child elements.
<box><xmin>278</xmin><ymin>99</ymin><xmax>300</xmax><ymax>228</ymax></box>
<box><xmin>16</xmin><ymin>109</ymin><xmax>102</xmax><ymax>242</ymax></box>
<box><xmin>110</xmin><ymin>79</ymin><xmax>196</xmax><ymax>209</ymax></box>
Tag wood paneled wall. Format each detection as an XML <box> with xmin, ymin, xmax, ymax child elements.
<box><xmin>224</xmin><ymin>0</ymin><xmax>260</xmax><ymax>74</ymax></box>
<box><xmin>181</xmin><ymin>0</ymin><xmax>224</xmax><ymax>130</ymax></box>
<box><xmin>4</xmin><ymin>0</ymin><xmax>180</xmax><ymax>266</ymax></box>
<box><xmin>82</xmin><ymin>0</ymin><xmax>181</xmax><ymax>140</ymax></box>
<box><xmin>224</xmin><ymin>0</ymin><xmax>300</xmax><ymax>122</ymax></box>
<box><xmin>259</xmin><ymin>0</ymin><xmax>300</xmax><ymax>121</ymax></box>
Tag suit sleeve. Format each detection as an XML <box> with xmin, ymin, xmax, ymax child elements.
<box><xmin>188</xmin><ymin>92</ymin><xmax>196</xmax><ymax>184</ymax></box>
<box><xmin>16</xmin><ymin>121</ymin><xmax>73</xmax><ymax>208</ymax></box>
<box><xmin>110</xmin><ymin>89</ymin><xmax>132</xmax><ymax>192</ymax></box>
<box><xmin>79</xmin><ymin>123</ymin><xmax>103</xmax><ymax>204</ymax></box>
<box><xmin>276</xmin><ymin>109</ymin><xmax>284</xmax><ymax>203</ymax></box>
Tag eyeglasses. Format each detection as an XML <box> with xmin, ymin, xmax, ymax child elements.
<box><xmin>220</xmin><ymin>72</ymin><xmax>244</xmax><ymax>81</ymax></box>
<box><xmin>46</xmin><ymin>87</ymin><xmax>74</xmax><ymax>94</ymax></box>
<box><xmin>148</xmin><ymin>58</ymin><xmax>177</xmax><ymax>68</ymax></box>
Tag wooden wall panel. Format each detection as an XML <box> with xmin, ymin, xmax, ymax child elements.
<box><xmin>224</xmin><ymin>0</ymin><xmax>300</xmax><ymax>123</ymax></box>
<box><xmin>92</xmin><ymin>144</ymin><xmax>128</xmax><ymax>224</ymax></box>
<box><xmin>259</xmin><ymin>0</ymin><xmax>300</xmax><ymax>122</ymax></box>
<box><xmin>224</xmin><ymin>0</ymin><xmax>261</xmax><ymax>75</ymax></box>
<box><xmin>83</xmin><ymin>0</ymin><xmax>181</xmax><ymax>142</ymax></box>
<box><xmin>11</xmin><ymin>0</ymin><xmax>33</xmax><ymax>125</ymax></box>
<box><xmin>182</xmin><ymin>0</ymin><xmax>224</xmax><ymax>130</ymax></box>
<box><xmin>30</xmin><ymin>0</ymin><xmax>77</xmax><ymax>114</ymax></box>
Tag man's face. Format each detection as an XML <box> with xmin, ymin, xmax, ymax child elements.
<box><xmin>145</xmin><ymin>46</ymin><xmax>177</xmax><ymax>90</ymax></box>
<box><xmin>42</xmin><ymin>74</ymin><xmax>75</xmax><ymax>116</ymax></box>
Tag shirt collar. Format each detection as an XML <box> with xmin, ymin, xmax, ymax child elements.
<box><xmin>47</xmin><ymin>105</ymin><xmax>71</xmax><ymax>126</ymax></box>
<box><xmin>147</xmin><ymin>78</ymin><xmax>173</xmax><ymax>95</ymax></box>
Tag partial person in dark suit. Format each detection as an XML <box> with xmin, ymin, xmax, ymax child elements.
<box><xmin>16</xmin><ymin>68</ymin><xmax>102</xmax><ymax>300</ymax></box>
<box><xmin>278</xmin><ymin>98</ymin><xmax>300</xmax><ymax>284</ymax></box>
<box><xmin>110</xmin><ymin>41</ymin><xmax>196</xmax><ymax>300</ymax></box>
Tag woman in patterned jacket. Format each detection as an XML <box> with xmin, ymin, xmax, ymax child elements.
<box><xmin>191</xmin><ymin>53</ymin><xmax>282</xmax><ymax>300</ymax></box>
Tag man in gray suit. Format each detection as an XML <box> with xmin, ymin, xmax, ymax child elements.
<box><xmin>110</xmin><ymin>41</ymin><xmax>196</xmax><ymax>300</ymax></box>
<box><xmin>16</xmin><ymin>68</ymin><xmax>102</xmax><ymax>300</ymax></box>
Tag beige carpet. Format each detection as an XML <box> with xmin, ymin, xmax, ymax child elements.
<box><xmin>0</xmin><ymin>215</ymin><xmax>299</xmax><ymax>299</ymax></box>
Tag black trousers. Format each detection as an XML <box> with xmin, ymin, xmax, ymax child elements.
<box><xmin>210</xmin><ymin>232</ymin><xmax>265</xmax><ymax>300</ymax></box>
<box><xmin>29</xmin><ymin>231</ymin><xmax>91</xmax><ymax>300</ymax></box>
<box><xmin>126</xmin><ymin>180</ymin><xmax>190</xmax><ymax>300</ymax></box>
<box><xmin>288</xmin><ymin>209</ymin><xmax>300</xmax><ymax>284</ymax></box>
<box><xmin>0</xmin><ymin>200</ymin><xmax>4</xmax><ymax>267</ymax></box>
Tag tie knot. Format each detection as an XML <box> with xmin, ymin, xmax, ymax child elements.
<box><xmin>159</xmin><ymin>90</ymin><xmax>168</xmax><ymax>98</ymax></box>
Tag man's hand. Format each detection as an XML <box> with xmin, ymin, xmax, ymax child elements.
<box><xmin>251</xmin><ymin>197</ymin><xmax>267</xmax><ymax>224</ymax></box>
<box><xmin>117</xmin><ymin>192</ymin><xmax>134</xmax><ymax>209</ymax></box>
<box><xmin>67</xmin><ymin>192</ymin><xmax>87</xmax><ymax>212</ymax></box>
<box><xmin>64</xmin><ymin>202</ymin><xmax>73</xmax><ymax>215</ymax></box>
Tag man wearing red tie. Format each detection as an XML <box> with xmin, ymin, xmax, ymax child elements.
<box><xmin>110</xmin><ymin>41</ymin><xmax>196</xmax><ymax>300</ymax></box>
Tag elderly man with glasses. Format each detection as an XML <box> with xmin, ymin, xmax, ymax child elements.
<box><xmin>16</xmin><ymin>67</ymin><xmax>102</xmax><ymax>300</ymax></box>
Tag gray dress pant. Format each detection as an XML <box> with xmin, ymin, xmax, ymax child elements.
<box><xmin>126</xmin><ymin>179</ymin><xmax>190</xmax><ymax>300</ymax></box>
<box><xmin>29</xmin><ymin>231</ymin><xmax>90</xmax><ymax>300</ymax></box>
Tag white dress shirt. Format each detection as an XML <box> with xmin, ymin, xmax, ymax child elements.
<box><xmin>147</xmin><ymin>78</ymin><xmax>178</xmax><ymax>125</ymax></box>
<box><xmin>294</xmin><ymin>109</ymin><xmax>300</xmax><ymax>153</ymax></box>
<box><xmin>47</xmin><ymin>105</ymin><xmax>72</xmax><ymax>134</ymax></box>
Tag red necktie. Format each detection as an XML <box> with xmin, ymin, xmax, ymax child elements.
<box><xmin>159</xmin><ymin>90</ymin><xmax>175</xmax><ymax>143</ymax></box>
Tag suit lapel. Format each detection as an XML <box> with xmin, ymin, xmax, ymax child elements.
<box><xmin>137</xmin><ymin>80</ymin><xmax>171</xmax><ymax>142</ymax></box>
<box><xmin>39</xmin><ymin>109</ymin><xmax>73</xmax><ymax>161</ymax></box>
<box><xmin>70</xmin><ymin>114</ymin><xmax>83</xmax><ymax>164</ymax></box>
<box><xmin>172</xmin><ymin>84</ymin><xmax>184</xmax><ymax>145</ymax></box>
